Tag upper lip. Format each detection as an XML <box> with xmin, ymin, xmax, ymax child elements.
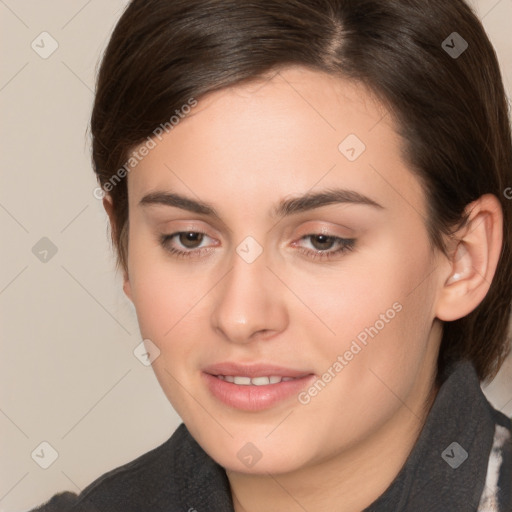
<box><xmin>203</xmin><ymin>362</ymin><xmax>313</xmax><ymax>378</ymax></box>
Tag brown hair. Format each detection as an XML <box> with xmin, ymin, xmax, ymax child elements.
<box><xmin>90</xmin><ymin>0</ymin><xmax>512</xmax><ymax>381</ymax></box>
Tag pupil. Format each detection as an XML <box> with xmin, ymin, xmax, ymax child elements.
<box><xmin>312</xmin><ymin>235</ymin><xmax>334</xmax><ymax>250</ymax></box>
<box><xmin>180</xmin><ymin>232</ymin><xmax>203</xmax><ymax>248</ymax></box>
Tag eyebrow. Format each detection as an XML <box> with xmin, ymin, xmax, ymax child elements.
<box><xmin>139</xmin><ymin>188</ymin><xmax>384</xmax><ymax>218</ymax></box>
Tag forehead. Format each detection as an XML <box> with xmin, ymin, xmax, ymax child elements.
<box><xmin>127</xmin><ymin>66</ymin><xmax>427</xmax><ymax>223</ymax></box>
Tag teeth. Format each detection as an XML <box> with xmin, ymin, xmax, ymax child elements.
<box><xmin>251</xmin><ymin>376</ymin><xmax>270</xmax><ymax>386</ymax></box>
<box><xmin>233</xmin><ymin>376</ymin><xmax>252</xmax><ymax>385</ymax></box>
<box><xmin>217</xmin><ymin>375</ymin><xmax>297</xmax><ymax>385</ymax></box>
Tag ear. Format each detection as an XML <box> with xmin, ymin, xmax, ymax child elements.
<box><xmin>102</xmin><ymin>195</ymin><xmax>133</xmax><ymax>301</ymax></box>
<box><xmin>435</xmin><ymin>194</ymin><xmax>503</xmax><ymax>321</ymax></box>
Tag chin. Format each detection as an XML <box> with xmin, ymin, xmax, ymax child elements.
<box><xmin>217</xmin><ymin>449</ymin><xmax>312</xmax><ymax>476</ymax></box>
<box><xmin>190</xmin><ymin>422</ymin><xmax>319</xmax><ymax>476</ymax></box>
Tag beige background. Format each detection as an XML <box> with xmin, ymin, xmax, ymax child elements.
<box><xmin>1</xmin><ymin>0</ymin><xmax>511</xmax><ymax>510</ymax></box>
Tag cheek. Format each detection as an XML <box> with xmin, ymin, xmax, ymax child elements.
<box><xmin>126</xmin><ymin>230</ymin><xmax>201</xmax><ymax>345</ymax></box>
<box><xmin>297</xmin><ymin>233</ymin><xmax>438</xmax><ymax>413</ymax></box>
<box><xmin>297</xmin><ymin>236</ymin><xmax>433</xmax><ymax>347</ymax></box>
<box><xmin>131</xmin><ymin>267</ymin><xmax>202</xmax><ymax>344</ymax></box>
<box><xmin>309</xmin><ymin>239</ymin><xmax>437</xmax><ymax>396</ymax></box>
<box><xmin>127</xmin><ymin>254</ymin><xmax>209</xmax><ymax>412</ymax></box>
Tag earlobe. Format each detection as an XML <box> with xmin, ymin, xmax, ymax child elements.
<box><xmin>435</xmin><ymin>194</ymin><xmax>503</xmax><ymax>322</ymax></box>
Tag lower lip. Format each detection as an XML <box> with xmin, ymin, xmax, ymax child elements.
<box><xmin>202</xmin><ymin>373</ymin><xmax>316</xmax><ymax>411</ymax></box>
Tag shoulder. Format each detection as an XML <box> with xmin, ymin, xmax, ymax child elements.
<box><xmin>29</xmin><ymin>423</ymin><xmax>224</xmax><ymax>512</ymax></box>
<box><xmin>28</xmin><ymin>492</ymin><xmax>81</xmax><ymax>512</ymax></box>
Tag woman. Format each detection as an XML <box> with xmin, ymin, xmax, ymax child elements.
<box><xmin>32</xmin><ymin>0</ymin><xmax>511</xmax><ymax>510</ymax></box>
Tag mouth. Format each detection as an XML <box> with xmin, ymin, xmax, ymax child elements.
<box><xmin>202</xmin><ymin>363</ymin><xmax>315</xmax><ymax>411</ymax></box>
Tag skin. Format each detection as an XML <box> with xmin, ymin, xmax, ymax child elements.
<box><xmin>104</xmin><ymin>66</ymin><xmax>503</xmax><ymax>512</ymax></box>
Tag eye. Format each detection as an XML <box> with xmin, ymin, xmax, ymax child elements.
<box><xmin>160</xmin><ymin>231</ymin><xmax>216</xmax><ymax>259</ymax></box>
<box><xmin>159</xmin><ymin>231</ymin><xmax>355</xmax><ymax>262</ymax></box>
<box><xmin>293</xmin><ymin>234</ymin><xmax>356</xmax><ymax>261</ymax></box>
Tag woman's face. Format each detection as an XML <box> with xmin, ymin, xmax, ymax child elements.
<box><xmin>123</xmin><ymin>67</ymin><xmax>446</xmax><ymax>474</ymax></box>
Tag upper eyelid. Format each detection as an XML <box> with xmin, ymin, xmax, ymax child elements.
<box><xmin>149</xmin><ymin>212</ymin><xmax>357</xmax><ymax>236</ymax></box>
<box><xmin>292</xmin><ymin>234</ymin><xmax>354</xmax><ymax>249</ymax></box>
<box><xmin>160</xmin><ymin>219</ymin><xmax>356</xmax><ymax>239</ymax></box>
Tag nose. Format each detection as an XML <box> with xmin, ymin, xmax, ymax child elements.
<box><xmin>210</xmin><ymin>244</ymin><xmax>288</xmax><ymax>344</ymax></box>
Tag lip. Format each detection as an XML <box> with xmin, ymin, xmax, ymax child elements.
<box><xmin>203</xmin><ymin>362</ymin><xmax>312</xmax><ymax>379</ymax></box>
<box><xmin>202</xmin><ymin>362</ymin><xmax>316</xmax><ymax>411</ymax></box>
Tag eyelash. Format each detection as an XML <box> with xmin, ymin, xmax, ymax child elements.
<box><xmin>159</xmin><ymin>232</ymin><xmax>356</xmax><ymax>261</ymax></box>
<box><xmin>295</xmin><ymin>235</ymin><xmax>356</xmax><ymax>261</ymax></box>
